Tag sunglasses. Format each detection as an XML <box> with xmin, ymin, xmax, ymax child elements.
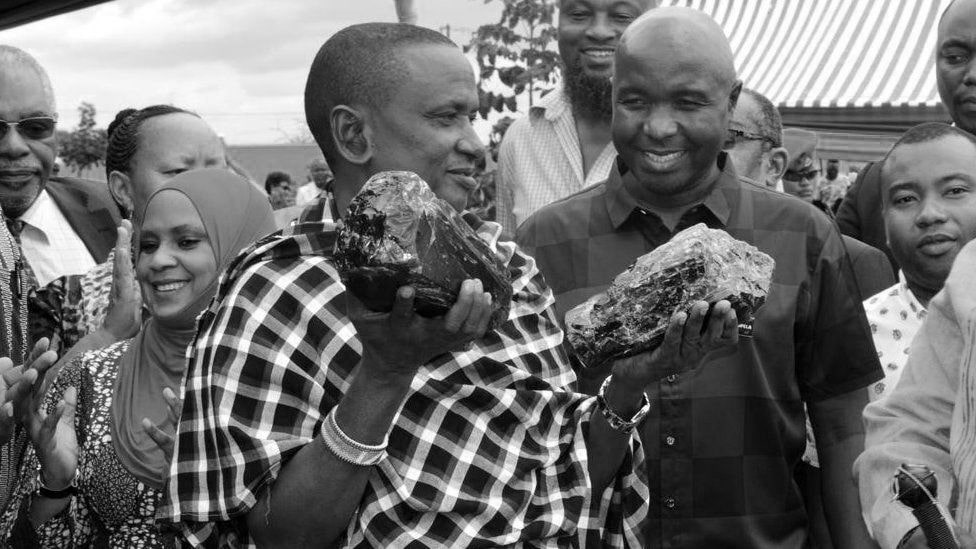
<box><xmin>782</xmin><ymin>169</ymin><xmax>820</xmax><ymax>182</ymax></box>
<box><xmin>727</xmin><ymin>128</ymin><xmax>778</xmax><ymax>147</ymax></box>
<box><xmin>0</xmin><ymin>116</ymin><xmax>57</xmax><ymax>141</ymax></box>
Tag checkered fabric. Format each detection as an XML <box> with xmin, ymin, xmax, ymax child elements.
<box><xmin>495</xmin><ymin>89</ymin><xmax>617</xmax><ymax>238</ymax></box>
<box><xmin>517</xmin><ymin>155</ymin><xmax>883</xmax><ymax>548</ymax></box>
<box><xmin>159</xmin><ymin>203</ymin><xmax>647</xmax><ymax>548</ymax></box>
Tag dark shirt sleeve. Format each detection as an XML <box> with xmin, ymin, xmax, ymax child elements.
<box><xmin>835</xmin><ymin>162</ymin><xmax>871</xmax><ymax>239</ymax></box>
<box><xmin>796</xmin><ymin>223</ymin><xmax>884</xmax><ymax>402</ymax></box>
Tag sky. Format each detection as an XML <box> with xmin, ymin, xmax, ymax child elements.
<box><xmin>0</xmin><ymin>0</ymin><xmax>508</xmax><ymax>145</ymax></box>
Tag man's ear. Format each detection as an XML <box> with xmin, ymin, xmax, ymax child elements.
<box><xmin>331</xmin><ymin>105</ymin><xmax>372</xmax><ymax>165</ymax></box>
<box><xmin>107</xmin><ymin>170</ymin><xmax>133</xmax><ymax>219</ymax></box>
<box><xmin>767</xmin><ymin>147</ymin><xmax>788</xmax><ymax>181</ymax></box>
<box><xmin>728</xmin><ymin>80</ymin><xmax>743</xmax><ymax>113</ymax></box>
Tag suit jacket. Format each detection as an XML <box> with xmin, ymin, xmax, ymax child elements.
<box><xmin>836</xmin><ymin>162</ymin><xmax>897</xmax><ymax>271</ymax></box>
<box><xmin>842</xmin><ymin>235</ymin><xmax>896</xmax><ymax>300</ymax></box>
<box><xmin>44</xmin><ymin>176</ymin><xmax>121</xmax><ymax>264</ymax></box>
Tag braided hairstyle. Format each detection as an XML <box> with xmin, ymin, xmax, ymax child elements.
<box><xmin>105</xmin><ymin>104</ymin><xmax>198</xmax><ymax>180</ymax></box>
<box><xmin>105</xmin><ymin>105</ymin><xmax>199</xmax><ymax>217</ymax></box>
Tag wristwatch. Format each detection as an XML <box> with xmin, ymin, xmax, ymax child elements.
<box><xmin>597</xmin><ymin>375</ymin><xmax>651</xmax><ymax>434</ymax></box>
<box><xmin>36</xmin><ymin>470</ymin><xmax>78</xmax><ymax>499</ymax></box>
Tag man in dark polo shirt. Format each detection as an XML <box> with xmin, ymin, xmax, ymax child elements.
<box><xmin>517</xmin><ymin>7</ymin><xmax>883</xmax><ymax>548</ymax></box>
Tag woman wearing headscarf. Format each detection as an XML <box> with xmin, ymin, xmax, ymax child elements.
<box><xmin>1</xmin><ymin>169</ymin><xmax>276</xmax><ymax>547</ymax></box>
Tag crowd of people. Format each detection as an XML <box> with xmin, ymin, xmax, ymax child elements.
<box><xmin>0</xmin><ymin>0</ymin><xmax>973</xmax><ymax>547</ymax></box>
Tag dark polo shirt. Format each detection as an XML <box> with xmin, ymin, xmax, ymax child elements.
<box><xmin>517</xmin><ymin>154</ymin><xmax>882</xmax><ymax>549</ymax></box>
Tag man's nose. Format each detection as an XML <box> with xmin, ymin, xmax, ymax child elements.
<box><xmin>0</xmin><ymin>127</ymin><xmax>31</xmax><ymax>158</ymax></box>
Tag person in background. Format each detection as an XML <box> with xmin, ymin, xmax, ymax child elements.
<box><xmin>854</xmin><ymin>123</ymin><xmax>976</xmax><ymax>548</ymax></box>
<box><xmin>294</xmin><ymin>157</ymin><xmax>333</xmax><ymax>207</ymax></box>
<box><xmin>818</xmin><ymin>159</ymin><xmax>850</xmax><ymax>213</ymax></box>
<box><xmin>518</xmin><ymin>8</ymin><xmax>881</xmax><ymax>547</ymax></box>
<box><xmin>264</xmin><ymin>171</ymin><xmax>296</xmax><ymax>210</ymax></box>
<box><xmin>725</xmin><ymin>87</ymin><xmax>788</xmax><ymax>191</ymax></box>
<box><xmin>1</xmin><ymin>169</ymin><xmax>275</xmax><ymax>547</ymax></box>
<box><xmin>495</xmin><ymin>0</ymin><xmax>656</xmax><ymax>238</ymax></box>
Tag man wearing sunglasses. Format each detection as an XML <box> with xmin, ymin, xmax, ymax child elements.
<box><xmin>0</xmin><ymin>46</ymin><xmax>119</xmax><ymax>292</ymax></box>
<box><xmin>725</xmin><ymin>88</ymin><xmax>788</xmax><ymax>191</ymax></box>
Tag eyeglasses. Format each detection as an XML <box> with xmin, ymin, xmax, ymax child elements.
<box><xmin>0</xmin><ymin>116</ymin><xmax>57</xmax><ymax>141</ymax></box>
<box><xmin>727</xmin><ymin>128</ymin><xmax>778</xmax><ymax>147</ymax></box>
<box><xmin>782</xmin><ymin>169</ymin><xmax>820</xmax><ymax>182</ymax></box>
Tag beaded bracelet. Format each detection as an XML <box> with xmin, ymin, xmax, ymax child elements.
<box><xmin>319</xmin><ymin>407</ymin><xmax>388</xmax><ymax>466</ymax></box>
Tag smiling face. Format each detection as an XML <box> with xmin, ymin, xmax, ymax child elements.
<box><xmin>558</xmin><ymin>0</ymin><xmax>649</xmax><ymax>80</ymax></box>
<box><xmin>0</xmin><ymin>64</ymin><xmax>57</xmax><ymax>218</ymax></box>
<box><xmin>137</xmin><ymin>190</ymin><xmax>218</xmax><ymax>322</ymax></box>
<box><xmin>366</xmin><ymin>44</ymin><xmax>485</xmax><ymax>211</ymax></box>
<box><xmin>124</xmin><ymin>113</ymin><xmax>226</xmax><ymax>225</ymax></box>
<box><xmin>612</xmin><ymin>23</ymin><xmax>740</xmax><ymax>204</ymax></box>
<box><xmin>937</xmin><ymin>0</ymin><xmax>976</xmax><ymax>134</ymax></box>
<box><xmin>882</xmin><ymin>135</ymin><xmax>976</xmax><ymax>296</ymax></box>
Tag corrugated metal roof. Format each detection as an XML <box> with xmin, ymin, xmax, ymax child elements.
<box><xmin>662</xmin><ymin>0</ymin><xmax>950</xmax><ymax>109</ymax></box>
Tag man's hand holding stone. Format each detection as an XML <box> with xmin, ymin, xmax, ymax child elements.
<box><xmin>349</xmin><ymin>278</ymin><xmax>494</xmax><ymax>381</ymax></box>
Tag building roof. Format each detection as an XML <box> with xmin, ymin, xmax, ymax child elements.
<box><xmin>663</xmin><ymin>0</ymin><xmax>952</xmax><ymax>132</ymax></box>
<box><xmin>0</xmin><ymin>0</ymin><xmax>112</xmax><ymax>31</ymax></box>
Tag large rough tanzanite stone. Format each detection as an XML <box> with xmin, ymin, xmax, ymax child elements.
<box><xmin>565</xmin><ymin>223</ymin><xmax>774</xmax><ymax>368</ymax></box>
<box><xmin>334</xmin><ymin>171</ymin><xmax>512</xmax><ymax>330</ymax></box>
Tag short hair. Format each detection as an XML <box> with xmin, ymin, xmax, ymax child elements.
<box><xmin>880</xmin><ymin>122</ymin><xmax>976</xmax><ymax>199</ymax></box>
<box><xmin>105</xmin><ymin>105</ymin><xmax>198</xmax><ymax>179</ymax></box>
<box><xmin>264</xmin><ymin>171</ymin><xmax>292</xmax><ymax>194</ymax></box>
<box><xmin>304</xmin><ymin>23</ymin><xmax>456</xmax><ymax>166</ymax></box>
<box><xmin>741</xmin><ymin>88</ymin><xmax>782</xmax><ymax>148</ymax></box>
<box><xmin>0</xmin><ymin>45</ymin><xmax>56</xmax><ymax>113</ymax></box>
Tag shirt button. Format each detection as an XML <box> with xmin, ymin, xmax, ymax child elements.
<box><xmin>665</xmin><ymin>435</ymin><xmax>676</xmax><ymax>446</ymax></box>
<box><xmin>664</xmin><ymin>497</ymin><xmax>676</xmax><ymax>509</ymax></box>
<box><xmin>666</xmin><ymin>374</ymin><xmax>678</xmax><ymax>383</ymax></box>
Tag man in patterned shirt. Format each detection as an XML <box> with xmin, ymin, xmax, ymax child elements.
<box><xmin>160</xmin><ymin>23</ymin><xmax>741</xmax><ymax>548</ymax></box>
<box><xmin>854</xmin><ymin>123</ymin><xmax>976</xmax><ymax>548</ymax></box>
<box><xmin>495</xmin><ymin>0</ymin><xmax>655</xmax><ymax>238</ymax></box>
<box><xmin>518</xmin><ymin>8</ymin><xmax>882</xmax><ymax>547</ymax></box>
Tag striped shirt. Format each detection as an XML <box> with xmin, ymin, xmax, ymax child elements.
<box><xmin>159</xmin><ymin>200</ymin><xmax>647</xmax><ymax>548</ymax></box>
<box><xmin>495</xmin><ymin>89</ymin><xmax>616</xmax><ymax>238</ymax></box>
<box><xmin>856</xmin><ymin>239</ymin><xmax>976</xmax><ymax>549</ymax></box>
<box><xmin>517</xmin><ymin>155</ymin><xmax>883</xmax><ymax>548</ymax></box>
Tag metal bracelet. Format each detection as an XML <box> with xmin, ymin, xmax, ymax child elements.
<box><xmin>596</xmin><ymin>375</ymin><xmax>651</xmax><ymax>434</ymax></box>
<box><xmin>319</xmin><ymin>408</ymin><xmax>388</xmax><ymax>466</ymax></box>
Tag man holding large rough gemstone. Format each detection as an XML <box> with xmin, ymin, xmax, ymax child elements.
<box><xmin>517</xmin><ymin>7</ymin><xmax>883</xmax><ymax>549</ymax></box>
<box><xmin>156</xmin><ymin>22</ymin><xmax>727</xmax><ymax>549</ymax></box>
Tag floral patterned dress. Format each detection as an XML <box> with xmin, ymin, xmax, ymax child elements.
<box><xmin>0</xmin><ymin>341</ymin><xmax>177</xmax><ymax>548</ymax></box>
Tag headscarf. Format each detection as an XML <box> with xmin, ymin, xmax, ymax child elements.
<box><xmin>111</xmin><ymin>168</ymin><xmax>276</xmax><ymax>489</ymax></box>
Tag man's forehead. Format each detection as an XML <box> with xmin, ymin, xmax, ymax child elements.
<box><xmin>940</xmin><ymin>0</ymin><xmax>976</xmax><ymax>38</ymax></box>
<box><xmin>0</xmin><ymin>64</ymin><xmax>54</xmax><ymax>115</ymax></box>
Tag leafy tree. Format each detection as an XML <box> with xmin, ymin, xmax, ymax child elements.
<box><xmin>57</xmin><ymin>102</ymin><xmax>108</xmax><ymax>176</ymax></box>
<box><xmin>465</xmin><ymin>0</ymin><xmax>560</xmax><ymax>119</ymax></box>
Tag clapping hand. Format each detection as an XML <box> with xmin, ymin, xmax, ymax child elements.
<box><xmin>13</xmin><ymin>338</ymin><xmax>77</xmax><ymax>489</ymax></box>
<box><xmin>611</xmin><ymin>300</ymin><xmax>739</xmax><ymax>389</ymax></box>
<box><xmin>0</xmin><ymin>339</ymin><xmax>60</xmax><ymax>446</ymax></box>
<box><xmin>102</xmin><ymin>220</ymin><xmax>141</xmax><ymax>340</ymax></box>
<box><xmin>348</xmin><ymin>279</ymin><xmax>494</xmax><ymax>378</ymax></box>
<box><xmin>142</xmin><ymin>387</ymin><xmax>182</xmax><ymax>461</ymax></box>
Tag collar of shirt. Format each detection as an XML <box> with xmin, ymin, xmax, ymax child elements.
<box><xmin>603</xmin><ymin>152</ymin><xmax>735</xmax><ymax>230</ymax></box>
<box><xmin>896</xmin><ymin>269</ymin><xmax>926</xmax><ymax>316</ymax></box>
<box><xmin>17</xmin><ymin>188</ymin><xmax>56</xmax><ymax>243</ymax></box>
<box><xmin>530</xmin><ymin>87</ymin><xmax>572</xmax><ymax>123</ymax></box>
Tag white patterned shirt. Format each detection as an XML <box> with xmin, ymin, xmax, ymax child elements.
<box><xmin>864</xmin><ymin>271</ymin><xmax>927</xmax><ymax>402</ymax></box>
<box><xmin>495</xmin><ymin>88</ymin><xmax>616</xmax><ymax>237</ymax></box>
<box><xmin>18</xmin><ymin>189</ymin><xmax>96</xmax><ymax>287</ymax></box>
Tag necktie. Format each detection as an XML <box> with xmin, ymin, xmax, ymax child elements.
<box><xmin>3</xmin><ymin>218</ymin><xmax>36</xmax><ymax>293</ymax></box>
